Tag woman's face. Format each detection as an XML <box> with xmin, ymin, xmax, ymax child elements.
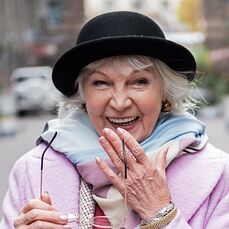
<box><xmin>84</xmin><ymin>61</ymin><xmax>164</xmax><ymax>142</ymax></box>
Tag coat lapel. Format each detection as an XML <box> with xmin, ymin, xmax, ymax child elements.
<box><xmin>167</xmin><ymin>144</ymin><xmax>225</xmax><ymax>221</ymax></box>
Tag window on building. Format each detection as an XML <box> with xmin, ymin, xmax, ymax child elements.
<box><xmin>48</xmin><ymin>0</ymin><xmax>61</xmax><ymax>25</ymax></box>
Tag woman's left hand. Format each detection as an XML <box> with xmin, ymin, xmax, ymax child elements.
<box><xmin>96</xmin><ymin>127</ymin><xmax>171</xmax><ymax>220</ymax></box>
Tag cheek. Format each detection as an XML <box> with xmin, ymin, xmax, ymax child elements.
<box><xmin>138</xmin><ymin>91</ymin><xmax>163</xmax><ymax>114</ymax></box>
<box><xmin>84</xmin><ymin>91</ymin><xmax>108</xmax><ymax>115</ymax></box>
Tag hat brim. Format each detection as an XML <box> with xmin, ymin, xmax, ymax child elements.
<box><xmin>52</xmin><ymin>36</ymin><xmax>196</xmax><ymax>96</ymax></box>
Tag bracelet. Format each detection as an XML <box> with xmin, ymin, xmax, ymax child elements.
<box><xmin>140</xmin><ymin>202</ymin><xmax>177</xmax><ymax>229</ymax></box>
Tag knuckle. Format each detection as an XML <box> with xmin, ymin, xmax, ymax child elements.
<box><xmin>107</xmin><ymin>172</ymin><xmax>117</xmax><ymax>182</ymax></box>
<box><xmin>14</xmin><ymin>216</ymin><xmax>24</xmax><ymax>227</ymax></box>
<box><xmin>27</xmin><ymin>199</ymin><xmax>37</xmax><ymax>209</ymax></box>
<box><xmin>132</xmin><ymin>144</ymin><xmax>144</xmax><ymax>157</ymax></box>
<box><xmin>27</xmin><ymin>209</ymin><xmax>39</xmax><ymax>222</ymax></box>
<box><xmin>114</xmin><ymin>157</ymin><xmax>123</xmax><ymax>169</ymax></box>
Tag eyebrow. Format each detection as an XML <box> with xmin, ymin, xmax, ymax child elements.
<box><xmin>93</xmin><ymin>68</ymin><xmax>152</xmax><ymax>77</ymax></box>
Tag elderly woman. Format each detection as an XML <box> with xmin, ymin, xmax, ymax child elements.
<box><xmin>1</xmin><ymin>11</ymin><xmax>229</xmax><ymax>229</ymax></box>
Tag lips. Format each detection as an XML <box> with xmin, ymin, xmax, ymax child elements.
<box><xmin>107</xmin><ymin>116</ymin><xmax>139</xmax><ymax>126</ymax></box>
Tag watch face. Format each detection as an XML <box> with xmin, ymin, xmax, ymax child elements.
<box><xmin>141</xmin><ymin>203</ymin><xmax>177</xmax><ymax>228</ymax></box>
<box><xmin>156</xmin><ymin>203</ymin><xmax>175</xmax><ymax>218</ymax></box>
<box><xmin>158</xmin><ymin>206</ymin><xmax>168</xmax><ymax>215</ymax></box>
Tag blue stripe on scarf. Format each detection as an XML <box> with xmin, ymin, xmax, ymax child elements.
<box><xmin>38</xmin><ymin>111</ymin><xmax>206</xmax><ymax>165</ymax></box>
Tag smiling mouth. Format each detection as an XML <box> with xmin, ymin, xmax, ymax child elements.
<box><xmin>107</xmin><ymin>116</ymin><xmax>139</xmax><ymax>126</ymax></box>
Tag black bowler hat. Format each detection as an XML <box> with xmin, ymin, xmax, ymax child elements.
<box><xmin>52</xmin><ymin>11</ymin><xmax>196</xmax><ymax>96</ymax></box>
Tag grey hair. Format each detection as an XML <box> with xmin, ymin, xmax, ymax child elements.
<box><xmin>57</xmin><ymin>55</ymin><xmax>199</xmax><ymax>118</ymax></box>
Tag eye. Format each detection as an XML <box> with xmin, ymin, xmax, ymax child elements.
<box><xmin>133</xmin><ymin>78</ymin><xmax>149</xmax><ymax>87</ymax></box>
<box><xmin>92</xmin><ymin>80</ymin><xmax>108</xmax><ymax>86</ymax></box>
<box><xmin>91</xmin><ymin>80</ymin><xmax>110</xmax><ymax>89</ymax></box>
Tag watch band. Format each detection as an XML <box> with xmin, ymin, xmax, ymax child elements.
<box><xmin>141</xmin><ymin>202</ymin><xmax>177</xmax><ymax>229</ymax></box>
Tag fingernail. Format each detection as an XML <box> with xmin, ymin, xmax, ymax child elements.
<box><xmin>60</xmin><ymin>214</ymin><xmax>68</xmax><ymax>222</ymax></box>
<box><xmin>95</xmin><ymin>157</ymin><xmax>101</xmax><ymax>162</ymax></box>
<box><xmin>43</xmin><ymin>191</ymin><xmax>49</xmax><ymax>195</ymax></box>
<box><xmin>117</xmin><ymin>127</ymin><xmax>125</xmax><ymax>134</ymax></box>
<box><xmin>103</xmin><ymin>128</ymin><xmax>111</xmax><ymax>134</ymax></box>
<box><xmin>41</xmin><ymin>191</ymin><xmax>49</xmax><ymax>199</ymax></box>
<box><xmin>99</xmin><ymin>136</ymin><xmax>106</xmax><ymax>144</ymax></box>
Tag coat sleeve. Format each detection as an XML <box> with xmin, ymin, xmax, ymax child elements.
<box><xmin>165</xmin><ymin>154</ymin><xmax>229</xmax><ymax>229</ymax></box>
<box><xmin>164</xmin><ymin>210</ymin><xmax>192</xmax><ymax>228</ymax></box>
<box><xmin>204</xmin><ymin>155</ymin><xmax>229</xmax><ymax>229</ymax></box>
<box><xmin>0</xmin><ymin>145</ymin><xmax>81</xmax><ymax>229</ymax></box>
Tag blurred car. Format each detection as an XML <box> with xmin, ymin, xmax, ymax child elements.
<box><xmin>10</xmin><ymin>66</ymin><xmax>60</xmax><ymax>116</ymax></box>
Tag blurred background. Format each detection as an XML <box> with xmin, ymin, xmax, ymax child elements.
<box><xmin>0</xmin><ymin>0</ymin><xmax>229</xmax><ymax>218</ymax></box>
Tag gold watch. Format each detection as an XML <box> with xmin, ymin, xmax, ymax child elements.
<box><xmin>140</xmin><ymin>202</ymin><xmax>177</xmax><ymax>229</ymax></box>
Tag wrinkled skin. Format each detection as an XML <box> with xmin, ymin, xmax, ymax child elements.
<box><xmin>14</xmin><ymin>192</ymin><xmax>71</xmax><ymax>229</ymax></box>
<box><xmin>14</xmin><ymin>60</ymin><xmax>171</xmax><ymax>227</ymax></box>
<box><xmin>97</xmin><ymin>127</ymin><xmax>171</xmax><ymax>220</ymax></box>
<box><xmin>14</xmin><ymin>127</ymin><xmax>171</xmax><ymax>228</ymax></box>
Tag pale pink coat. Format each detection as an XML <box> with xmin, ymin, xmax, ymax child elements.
<box><xmin>1</xmin><ymin>142</ymin><xmax>229</xmax><ymax>229</ymax></box>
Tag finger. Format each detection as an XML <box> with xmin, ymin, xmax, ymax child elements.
<box><xmin>102</xmin><ymin>128</ymin><xmax>125</xmax><ymax>158</ymax></box>
<box><xmin>14</xmin><ymin>209</ymin><xmax>70</xmax><ymax>227</ymax></box>
<box><xmin>117</xmin><ymin>128</ymin><xmax>148</xmax><ymax>165</ymax></box>
<box><xmin>14</xmin><ymin>218</ymin><xmax>70</xmax><ymax>229</ymax></box>
<box><xmin>31</xmin><ymin>221</ymin><xmax>72</xmax><ymax>229</ymax></box>
<box><xmin>41</xmin><ymin>191</ymin><xmax>52</xmax><ymax>205</ymax></box>
<box><xmin>155</xmin><ymin>147</ymin><xmax>169</xmax><ymax>178</ymax></box>
<box><xmin>102</xmin><ymin>128</ymin><xmax>136</xmax><ymax>167</ymax></box>
<box><xmin>99</xmin><ymin>136</ymin><xmax>125</xmax><ymax>174</ymax></box>
<box><xmin>20</xmin><ymin>199</ymin><xmax>55</xmax><ymax>214</ymax></box>
<box><xmin>15</xmin><ymin>220</ymin><xmax>72</xmax><ymax>229</ymax></box>
<box><xmin>95</xmin><ymin>156</ymin><xmax>123</xmax><ymax>189</ymax></box>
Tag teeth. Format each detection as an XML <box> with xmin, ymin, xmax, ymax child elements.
<box><xmin>108</xmin><ymin>117</ymin><xmax>137</xmax><ymax>124</ymax></box>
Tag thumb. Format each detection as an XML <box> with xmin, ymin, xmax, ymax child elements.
<box><xmin>41</xmin><ymin>191</ymin><xmax>52</xmax><ymax>205</ymax></box>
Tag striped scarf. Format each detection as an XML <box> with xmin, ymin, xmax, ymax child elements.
<box><xmin>38</xmin><ymin>111</ymin><xmax>207</xmax><ymax>228</ymax></box>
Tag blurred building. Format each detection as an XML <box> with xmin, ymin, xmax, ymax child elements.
<box><xmin>201</xmin><ymin>0</ymin><xmax>229</xmax><ymax>79</ymax></box>
<box><xmin>84</xmin><ymin>0</ymin><xmax>205</xmax><ymax>50</ymax></box>
<box><xmin>201</xmin><ymin>0</ymin><xmax>229</xmax><ymax>49</ymax></box>
<box><xmin>0</xmin><ymin>0</ymin><xmax>85</xmax><ymax>90</ymax></box>
<box><xmin>1</xmin><ymin>0</ymin><xmax>194</xmax><ymax>92</ymax></box>
<box><xmin>84</xmin><ymin>0</ymin><xmax>183</xmax><ymax>31</ymax></box>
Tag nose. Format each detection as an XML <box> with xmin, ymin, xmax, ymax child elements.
<box><xmin>109</xmin><ymin>91</ymin><xmax>132</xmax><ymax>111</ymax></box>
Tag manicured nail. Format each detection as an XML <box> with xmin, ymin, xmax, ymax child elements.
<box><xmin>95</xmin><ymin>157</ymin><xmax>101</xmax><ymax>162</ymax></box>
<box><xmin>42</xmin><ymin>191</ymin><xmax>49</xmax><ymax>196</ymax></box>
<box><xmin>60</xmin><ymin>214</ymin><xmax>68</xmax><ymax>222</ymax></box>
<box><xmin>117</xmin><ymin>127</ymin><xmax>125</xmax><ymax>135</ymax></box>
<box><xmin>103</xmin><ymin>128</ymin><xmax>111</xmax><ymax>134</ymax></box>
<box><xmin>41</xmin><ymin>191</ymin><xmax>49</xmax><ymax>200</ymax></box>
<box><xmin>99</xmin><ymin>136</ymin><xmax>106</xmax><ymax>144</ymax></box>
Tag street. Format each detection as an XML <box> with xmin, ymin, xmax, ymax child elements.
<box><xmin>0</xmin><ymin>113</ymin><xmax>229</xmax><ymax>219</ymax></box>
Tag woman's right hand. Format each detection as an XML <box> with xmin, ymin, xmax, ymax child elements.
<box><xmin>14</xmin><ymin>192</ymin><xmax>71</xmax><ymax>229</ymax></box>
